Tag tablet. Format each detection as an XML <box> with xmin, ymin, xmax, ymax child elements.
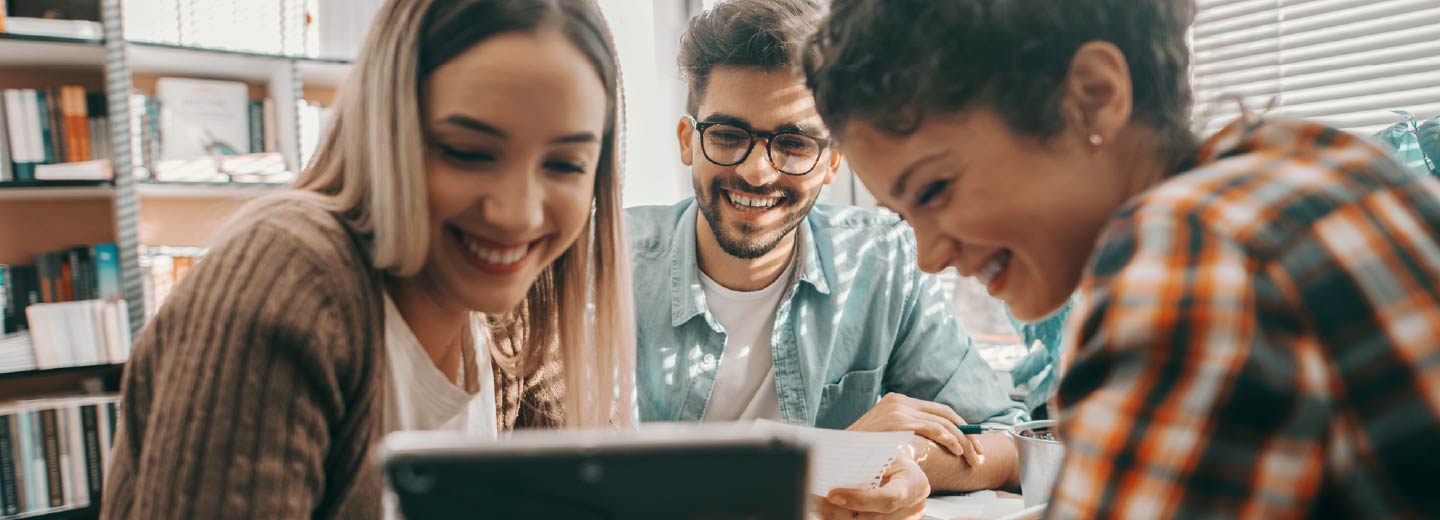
<box><xmin>379</xmin><ymin>425</ymin><xmax>811</xmax><ymax>520</ymax></box>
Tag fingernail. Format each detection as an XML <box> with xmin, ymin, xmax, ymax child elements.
<box><xmin>978</xmin><ymin>454</ymin><xmax>987</xmax><ymax>465</ymax></box>
<box><xmin>830</xmin><ymin>496</ymin><xmax>847</xmax><ymax>506</ymax></box>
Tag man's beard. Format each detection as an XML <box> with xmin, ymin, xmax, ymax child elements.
<box><xmin>695</xmin><ymin>175</ymin><xmax>820</xmax><ymax>260</ymax></box>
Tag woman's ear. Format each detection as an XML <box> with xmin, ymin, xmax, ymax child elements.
<box><xmin>1061</xmin><ymin>41</ymin><xmax>1134</xmax><ymax>148</ymax></box>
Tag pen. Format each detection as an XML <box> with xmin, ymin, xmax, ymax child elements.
<box><xmin>956</xmin><ymin>424</ymin><xmax>1009</xmax><ymax>435</ymax></box>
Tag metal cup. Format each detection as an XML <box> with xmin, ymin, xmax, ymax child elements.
<box><xmin>1007</xmin><ymin>419</ymin><xmax>1065</xmax><ymax>508</ymax></box>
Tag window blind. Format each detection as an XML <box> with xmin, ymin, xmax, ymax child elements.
<box><xmin>1191</xmin><ymin>0</ymin><xmax>1440</xmax><ymax>135</ymax></box>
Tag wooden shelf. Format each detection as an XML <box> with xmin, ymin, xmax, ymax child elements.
<box><xmin>0</xmin><ymin>33</ymin><xmax>104</xmax><ymax>68</ymax></box>
<box><xmin>0</xmin><ymin>181</ymin><xmax>114</xmax><ymax>201</ymax></box>
<box><xmin>136</xmin><ymin>180</ymin><xmax>287</xmax><ymax>200</ymax></box>
<box><xmin>7</xmin><ymin>504</ymin><xmax>98</xmax><ymax>520</ymax></box>
<box><xmin>296</xmin><ymin>58</ymin><xmax>351</xmax><ymax>88</ymax></box>
<box><xmin>0</xmin><ymin>363</ymin><xmax>124</xmax><ymax>382</ymax></box>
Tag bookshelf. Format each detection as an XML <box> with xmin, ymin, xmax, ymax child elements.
<box><xmin>1</xmin><ymin>2</ymin><xmax>356</xmax><ymax>516</ymax></box>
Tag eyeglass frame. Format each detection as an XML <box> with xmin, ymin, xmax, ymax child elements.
<box><xmin>685</xmin><ymin>115</ymin><xmax>833</xmax><ymax>176</ymax></box>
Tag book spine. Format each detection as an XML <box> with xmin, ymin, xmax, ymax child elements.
<box><xmin>58</xmin><ymin>254</ymin><xmax>73</xmax><ymax>303</ymax></box>
<box><xmin>0</xmin><ymin>414</ymin><xmax>19</xmax><ymax>516</ymax></box>
<box><xmin>248</xmin><ymin>100</ymin><xmax>264</xmax><ymax>154</ymax></box>
<box><xmin>93</xmin><ymin>243</ymin><xmax>121</xmax><ymax>301</ymax></box>
<box><xmin>0</xmin><ymin>94</ymin><xmax>12</xmax><ymax>182</ymax></box>
<box><xmin>54</xmin><ymin>408</ymin><xmax>73</xmax><ymax>508</ymax></box>
<box><xmin>63</xmin><ymin>407</ymin><xmax>86</xmax><ymax>508</ymax></box>
<box><xmin>71</xmin><ymin>87</ymin><xmax>91</xmax><ymax>162</ymax></box>
<box><xmin>9</xmin><ymin>266</ymin><xmax>38</xmax><ymax>332</ymax></box>
<box><xmin>18</xmin><ymin>411</ymin><xmax>41</xmax><ymax>514</ymax></box>
<box><xmin>78</xmin><ymin>406</ymin><xmax>101</xmax><ymax>502</ymax></box>
<box><xmin>66</xmin><ymin>249</ymin><xmax>86</xmax><ymax>302</ymax></box>
<box><xmin>0</xmin><ymin>265</ymin><xmax>8</xmax><ymax>334</ymax></box>
<box><xmin>45</xmin><ymin>88</ymin><xmax>64</xmax><ymax>166</ymax></box>
<box><xmin>34</xmin><ymin>253</ymin><xmax>56</xmax><ymax>304</ymax></box>
<box><xmin>38</xmin><ymin>409</ymin><xmax>62</xmax><ymax>508</ymax></box>
<box><xmin>10</xmin><ymin>90</ymin><xmax>37</xmax><ymax>181</ymax></box>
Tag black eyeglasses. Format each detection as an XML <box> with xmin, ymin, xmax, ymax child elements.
<box><xmin>688</xmin><ymin>115</ymin><xmax>830</xmax><ymax>176</ymax></box>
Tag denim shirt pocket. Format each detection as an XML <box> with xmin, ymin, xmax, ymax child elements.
<box><xmin>815</xmin><ymin>367</ymin><xmax>884</xmax><ymax>428</ymax></box>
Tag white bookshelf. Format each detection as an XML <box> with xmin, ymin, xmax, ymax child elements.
<box><xmin>1</xmin><ymin>0</ymin><xmax>358</xmax><ymax>339</ymax></box>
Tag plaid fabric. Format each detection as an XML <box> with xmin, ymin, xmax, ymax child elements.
<box><xmin>1051</xmin><ymin>118</ymin><xmax>1440</xmax><ymax>519</ymax></box>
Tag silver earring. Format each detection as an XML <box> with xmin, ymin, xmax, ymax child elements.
<box><xmin>1087</xmin><ymin>133</ymin><xmax>1104</xmax><ymax>147</ymax></box>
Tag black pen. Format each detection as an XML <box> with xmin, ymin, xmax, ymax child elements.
<box><xmin>956</xmin><ymin>424</ymin><xmax>1009</xmax><ymax>435</ymax></box>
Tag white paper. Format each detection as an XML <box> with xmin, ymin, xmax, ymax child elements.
<box><xmin>755</xmin><ymin>419</ymin><xmax>912</xmax><ymax>496</ymax></box>
<box><xmin>924</xmin><ymin>490</ymin><xmax>1027</xmax><ymax>520</ymax></box>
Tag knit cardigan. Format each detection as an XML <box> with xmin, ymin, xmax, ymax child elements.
<box><xmin>101</xmin><ymin>196</ymin><xmax>563</xmax><ymax>519</ymax></box>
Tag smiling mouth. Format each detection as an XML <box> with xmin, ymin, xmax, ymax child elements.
<box><xmin>723</xmin><ymin>189</ymin><xmax>785</xmax><ymax>212</ymax></box>
<box><xmin>974</xmin><ymin>249</ymin><xmax>1012</xmax><ymax>289</ymax></box>
<box><xmin>450</xmin><ymin>225</ymin><xmax>537</xmax><ymax>274</ymax></box>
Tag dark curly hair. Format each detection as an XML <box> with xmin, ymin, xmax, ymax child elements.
<box><xmin>679</xmin><ymin>0</ymin><xmax>824</xmax><ymax>115</ymax></box>
<box><xmin>804</xmin><ymin>0</ymin><xmax>1197</xmax><ymax>152</ymax></box>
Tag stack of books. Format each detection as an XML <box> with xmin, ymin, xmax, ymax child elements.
<box><xmin>130</xmin><ymin>78</ymin><xmax>290</xmax><ymax>184</ymax></box>
<box><xmin>1</xmin><ymin>88</ymin><xmax>113</xmax><ymax>182</ymax></box>
<box><xmin>1</xmin><ymin>243</ymin><xmax>122</xmax><ymax>335</ymax></box>
<box><xmin>25</xmin><ymin>300</ymin><xmax>130</xmax><ymax>371</ymax></box>
<box><xmin>0</xmin><ymin>333</ymin><xmax>35</xmax><ymax>374</ymax></box>
<box><xmin>140</xmin><ymin>246</ymin><xmax>203</xmax><ymax>320</ymax></box>
<box><xmin>0</xmin><ymin>395</ymin><xmax>122</xmax><ymax>518</ymax></box>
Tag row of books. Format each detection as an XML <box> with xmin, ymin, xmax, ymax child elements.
<box><xmin>0</xmin><ymin>88</ymin><xmax>114</xmax><ymax>182</ymax></box>
<box><xmin>140</xmin><ymin>246</ymin><xmax>202</xmax><ymax>321</ymax></box>
<box><xmin>0</xmin><ymin>243</ymin><xmax>121</xmax><ymax>334</ymax></box>
<box><xmin>0</xmin><ymin>396</ymin><xmax>122</xmax><ymax>518</ymax></box>
<box><xmin>130</xmin><ymin>78</ymin><xmax>293</xmax><ymax>184</ymax></box>
<box><xmin>0</xmin><ymin>299</ymin><xmax>129</xmax><ymax>374</ymax></box>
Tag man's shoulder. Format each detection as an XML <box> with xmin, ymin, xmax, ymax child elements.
<box><xmin>807</xmin><ymin>203</ymin><xmax>917</xmax><ymax>253</ymax></box>
<box><xmin>625</xmin><ymin>200</ymin><xmax>693</xmax><ymax>254</ymax></box>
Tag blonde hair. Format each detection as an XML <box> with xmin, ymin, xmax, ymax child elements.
<box><xmin>290</xmin><ymin>0</ymin><xmax>635</xmax><ymax>429</ymax></box>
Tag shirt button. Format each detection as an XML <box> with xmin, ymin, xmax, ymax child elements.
<box><xmin>703</xmin><ymin>354</ymin><xmax>716</xmax><ymax>367</ymax></box>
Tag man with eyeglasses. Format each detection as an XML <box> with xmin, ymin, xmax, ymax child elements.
<box><xmin>624</xmin><ymin>0</ymin><xmax>1027</xmax><ymax>517</ymax></box>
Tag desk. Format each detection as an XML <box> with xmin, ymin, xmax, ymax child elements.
<box><xmin>923</xmin><ymin>490</ymin><xmax>1045</xmax><ymax>520</ymax></box>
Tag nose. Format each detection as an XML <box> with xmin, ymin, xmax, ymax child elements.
<box><xmin>733</xmin><ymin>138</ymin><xmax>781</xmax><ymax>187</ymax></box>
<box><xmin>482</xmin><ymin>171</ymin><xmax>544</xmax><ymax>237</ymax></box>
<box><xmin>910</xmin><ymin>218</ymin><xmax>957</xmax><ymax>274</ymax></box>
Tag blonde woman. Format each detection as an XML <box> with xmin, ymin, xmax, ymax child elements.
<box><xmin>100</xmin><ymin>0</ymin><xmax>634</xmax><ymax>518</ymax></box>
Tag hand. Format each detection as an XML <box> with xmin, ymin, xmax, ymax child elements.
<box><xmin>815</xmin><ymin>455</ymin><xmax>929</xmax><ymax>520</ymax></box>
<box><xmin>847</xmin><ymin>393</ymin><xmax>985</xmax><ymax>467</ymax></box>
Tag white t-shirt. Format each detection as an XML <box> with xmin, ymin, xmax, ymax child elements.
<box><xmin>381</xmin><ymin>294</ymin><xmax>497</xmax><ymax>519</ymax></box>
<box><xmin>381</xmin><ymin>293</ymin><xmax>497</xmax><ymax>436</ymax></box>
<box><xmin>697</xmin><ymin>256</ymin><xmax>797</xmax><ymax>422</ymax></box>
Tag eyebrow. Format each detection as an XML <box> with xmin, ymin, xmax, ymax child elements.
<box><xmin>701</xmin><ymin>112</ymin><xmax>828</xmax><ymax>139</ymax></box>
<box><xmin>439</xmin><ymin>114</ymin><xmax>598</xmax><ymax>144</ymax></box>
<box><xmin>891</xmin><ymin>151</ymin><xmax>951</xmax><ymax>199</ymax></box>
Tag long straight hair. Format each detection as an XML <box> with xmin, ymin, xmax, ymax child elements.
<box><xmin>290</xmin><ymin>0</ymin><xmax>635</xmax><ymax>429</ymax></box>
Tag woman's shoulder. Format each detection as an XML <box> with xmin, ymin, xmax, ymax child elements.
<box><xmin>210</xmin><ymin>192</ymin><xmax>376</xmax><ymax>277</ymax></box>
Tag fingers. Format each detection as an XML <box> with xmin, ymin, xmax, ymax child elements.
<box><xmin>815</xmin><ymin>499</ymin><xmax>926</xmax><ymax>520</ymax></box>
<box><xmin>912</xmin><ymin>419</ymin><xmax>964</xmax><ymax>457</ymax></box>
<box><xmin>955</xmin><ymin>431</ymin><xmax>983</xmax><ymax>467</ymax></box>
<box><xmin>825</xmin><ymin>457</ymin><xmax>930</xmax><ymax>514</ymax></box>
<box><xmin>914</xmin><ymin>398</ymin><xmax>967</xmax><ymax>426</ymax></box>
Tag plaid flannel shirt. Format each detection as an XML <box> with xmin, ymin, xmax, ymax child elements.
<box><xmin>1051</xmin><ymin>118</ymin><xmax>1440</xmax><ymax>518</ymax></box>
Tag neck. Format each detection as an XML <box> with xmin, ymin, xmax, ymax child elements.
<box><xmin>1116</xmin><ymin>126</ymin><xmax>1189</xmax><ymax>202</ymax></box>
<box><xmin>695</xmin><ymin>215</ymin><xmax>799</xmax><ymax>292</ymax></box>
<box><xmin>386</xmin><ymin>274</ymin><xmax>469</xmax><ymax>381</ymax></box>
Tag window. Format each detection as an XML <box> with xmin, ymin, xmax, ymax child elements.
<box><xmin>1191</xmin><ymin>0</ymin><xmax>1440</xmax><ymax>136</ymax></box>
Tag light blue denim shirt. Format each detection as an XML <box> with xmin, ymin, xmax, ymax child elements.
<box><xmin>626</xmin><ymin>199</ymin><xmax>1028</xmax><ymax>429</ymax></box>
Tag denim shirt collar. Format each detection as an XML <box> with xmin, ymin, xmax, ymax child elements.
<box><xmin>667</xmin><ymin>201</ymin><xmax>832</xmax><ymax>328</ymax></box>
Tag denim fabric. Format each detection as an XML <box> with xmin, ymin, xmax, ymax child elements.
<box><xmin>627</xmin><ymin>199</ymin><xmax>1028</xmax><ymax>429</ymax></box>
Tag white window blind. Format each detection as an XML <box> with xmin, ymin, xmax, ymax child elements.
<box><xmin>1191</xmin><ymin>0</ymin><xmax>1440</xmax><ymax>136</ymax></box>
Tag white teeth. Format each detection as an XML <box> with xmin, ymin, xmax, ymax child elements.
<box><xmin>976</xmin><ymin>250</ymin><xmax>1011</xmax><ymax>286</ymax></box>
<box><xmin>461</xmin><ymin>233</ymin><xmax>528</xmax><ymax>266</ymax></box>
<box><xmin>727</xmin><ymin>192</ymin><xmax>780</xmax><ymax>209</ymax></box>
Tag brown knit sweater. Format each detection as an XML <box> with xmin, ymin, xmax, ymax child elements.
<box><xmin>101</xmin><ymin>196</ymin><xmax>563</xmax><ymax>519</ymax></box>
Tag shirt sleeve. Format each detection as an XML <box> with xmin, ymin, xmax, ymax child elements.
<box><xmin>1048</xmin><ymin>207</ymin><xmax>1320</xmax><ymax>519</ymax></box>
<box><xmin>883</xmin><ymin>260</ymin><xmax>1029</xmax><ymax>427</ymax></box>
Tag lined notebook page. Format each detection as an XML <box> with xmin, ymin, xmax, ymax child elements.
<box><xmin>755</xmin><ymin>420</ymin><xmax>913</xmax><ymax>496</ymax></box>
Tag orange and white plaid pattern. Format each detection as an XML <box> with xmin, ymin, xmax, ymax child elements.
<box><xmin>1051</xmin><ymin>117</ymin><xmax>1440</xmax><ymax>518</ymax></box>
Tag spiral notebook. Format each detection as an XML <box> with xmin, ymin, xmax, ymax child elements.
<box><xmin>754</xmin><ymin>419</ymin><xmax>913</xmax><ymax>496</ymax></box>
